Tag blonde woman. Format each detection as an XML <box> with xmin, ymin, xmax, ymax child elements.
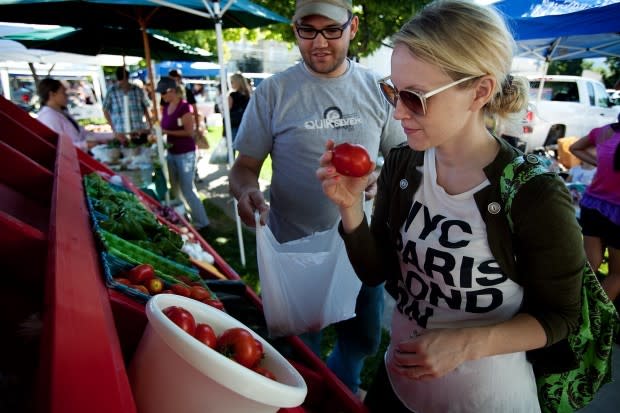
<box><xmin>317</xmin><ymin>1</ymin><xmax>584</xmax><ymax>411</ymax></box>
<box><xmin>228</xmin><ymin>72</ymin><xmax>252</xmax><ymax>141</ymax></box>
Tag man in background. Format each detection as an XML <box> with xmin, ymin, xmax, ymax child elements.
<box><xmin>102</xmin><ymin>67</ymin><xmax>152</xmax><ymax>145</ymax></box>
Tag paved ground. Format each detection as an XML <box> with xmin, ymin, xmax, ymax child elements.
<box><xmin>194</xmin><ymin>147</ymin><xmax>620</xmax><ymax>412</ymax></box>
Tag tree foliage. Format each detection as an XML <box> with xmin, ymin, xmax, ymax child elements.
<box><xmin>603</xmin><ymin>57</ymin><xmax>620</xmax><ymax>88</ymax></box>
<box><xmin>251</xmin><ymin>0</ymin><xmax>429</xmax><ymax>58</ymax></box>
<box><xmin>164</xmin><ymin>0</ymin><xmax>429</xmax><ymax>59</ymax></box>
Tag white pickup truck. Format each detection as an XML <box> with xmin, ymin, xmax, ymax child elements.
<box><xmin>521</xmin><ymin>75</ymin><xmax>620</xmax><ymax>152</ymax></box>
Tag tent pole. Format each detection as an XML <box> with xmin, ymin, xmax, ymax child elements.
<box><xmin>141</xmin><ymin>22</ymin><xmax>170</xmax><ymax>203</ymax></box>
<box><xmin>536</xmin><ymin>60</ymin><xmax>550</xmax><ymax>103</ymax></box>
<box><xmin>214</xmin><ymin>0</ymin><xmax>246</xmax><ymax>268</ymax></box>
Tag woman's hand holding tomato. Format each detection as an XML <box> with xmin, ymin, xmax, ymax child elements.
<box><xmin>317</xmin><ymin>139</ymin><xmax>375</xmax><ymax>210</ymax></box>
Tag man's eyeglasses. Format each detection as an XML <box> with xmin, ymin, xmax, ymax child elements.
<box><xmin>296</xmin><ymin>17</ymin><xmax>353</xmax><ymax>40</ymax></box>
<box><xmin>378</xmin><ymin>75</ymin><xmax>479</xmax><ymax>116</ymax></box>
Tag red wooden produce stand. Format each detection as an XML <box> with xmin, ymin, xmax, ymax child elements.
<box><xmin>0</xmin><ymin>96</ymin><xmax>368</xmax><ymax>413</ymax></box>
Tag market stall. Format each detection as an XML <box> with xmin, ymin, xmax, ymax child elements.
<box><xmin>0</xmin><ymin>95</ymin><xmax>368</xmax><ymax>413</ymax></box>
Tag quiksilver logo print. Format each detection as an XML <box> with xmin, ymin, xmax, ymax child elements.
<box><xmin>303</xmin><ymin>106</ymin><xmax>362</xmax><ymax>130</ymax></box>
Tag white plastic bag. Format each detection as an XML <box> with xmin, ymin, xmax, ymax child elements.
<box><xmin>255</xmin><ymin>213</ymin><xmax>362</xmax><ymax>338</ymax></box>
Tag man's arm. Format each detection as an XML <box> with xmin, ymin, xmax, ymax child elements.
<box><xmin>103</xmin><ymin>109</ymin><xmax>127</xmax><ymax>144</ymax></box>
<box><xmin>229</xmin><ymin>154</ymin><xmax>268</xmax><ymax>226</ymax></box>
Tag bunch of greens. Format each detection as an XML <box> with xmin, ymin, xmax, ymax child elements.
<box><xmin>84</xmin><ymin>173</ymin><xmax>189</xmax><ymax>265</ymax></box>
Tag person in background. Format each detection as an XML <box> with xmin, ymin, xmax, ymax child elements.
<box><xmin>168</xmin><ymin>69</ymin><xmax>203</xmax><ymax>136</ymax></box>
<box><xmin>192</xmin><ymin>83</ymin><xmax>208</xmax><ymax>105</ymax></box>
<box><xmin>36</xmin><ymin>77</ymin><xmax>112</xmax><ymax>152</ymax></box>
<box><xmin>227</xmin><ymin>72</ymin><xmax>252</xmax><ymax>142</ymax></box>
<box><xmin>156</xmin><ymin>76</ymin><xmax>210</xmax><ymax>233</ymax></box>
<box><xmin>316</xmin><ymin>1</ymin><xmax>583</xmax><ymax>411</ymax></box>
<box><xmin>102</xmin><ymin>67</ymin><xmax>152</xmax><ymax>145</ymax></box>
<box><xmin>229</xmin><ymin>0</ymin><xmax>406</xmax><ymax>396</ymax></box>
<box><xmin>570</xmin><ymin>115</ymin><xmax>620</xmax><ymax>303</ymax></box>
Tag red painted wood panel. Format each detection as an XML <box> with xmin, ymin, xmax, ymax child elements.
<box><xmin>0</xmin><ymin>96</ymin><xmax>59</xmax><ymax>146</ymax></box>
<box><xmin>0</xmin><ymin>182</ymin><xmax>49</xmax><ymax>232</ymax></box>
<box><xmin>0</xmin><ymin>141</ymin><xmax>53</xmax><ymax>206</ymax></box>
<box><xmin>41</xmin><ymin>134</ymin><xmax>136</xmax><ymax>413</ymax></box>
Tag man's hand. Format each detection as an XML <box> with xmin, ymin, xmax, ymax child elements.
<box><xmin>237</xmin><ymin>188</ymin><xmax>269</xmax><ymax>227</ymax></box>
<box><xmin>114</xmin><ymin>132</ymin><xmax>128</xmax><ymax>144</ymax></box>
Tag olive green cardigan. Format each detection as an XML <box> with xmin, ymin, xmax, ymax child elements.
<box><xmin>340</xmin><ymin>138</ymin><xmax>584</xmax><ymax>374</ymax></box>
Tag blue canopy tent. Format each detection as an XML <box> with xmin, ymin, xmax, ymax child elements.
<box><xmin>155</xmin><ymin>61</ymin><xmax>221</xmax><ymax>78</ymax></box>
<box><xmin>494</xmin><ymin>0</ymin><xmax>620</xmax><ymax>61</ymax></box>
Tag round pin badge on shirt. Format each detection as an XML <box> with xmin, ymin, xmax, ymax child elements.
<box><xmin>400</xmin><ymin>179</ymin><xmax>408</xmax><ymax>189</ymax></box>
<box><xmin>526</xmin><ymin>154</ymin><xmax>539</xmax><ymax>164</ymax></box>
<box><xmin>488</xmin><ymin>202</ymin><xmax>501</xmax><ymax>214</ymax></box>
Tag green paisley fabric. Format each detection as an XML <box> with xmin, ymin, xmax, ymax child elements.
<box><xmin>500</xmin><ymin>154</ymin><xmax>620</xmax><ymax>413</ymax></box>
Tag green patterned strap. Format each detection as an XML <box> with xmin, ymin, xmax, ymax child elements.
<box><xmin>499</xmin><ymin>154</ymin><xmax>552</xmax><ymax>231</ymax></box>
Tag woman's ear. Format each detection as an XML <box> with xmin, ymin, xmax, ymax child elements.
<box><xmin>470</xmin><ymin>76</ymin><xmax>495</xmax><ymax>112</ymax></box>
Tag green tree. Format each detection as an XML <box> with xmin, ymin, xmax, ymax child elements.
<box><xmin>163</xmin><ymin>0</ymin><xmax>429</xmax><ymax>59</ymax></box>
<box><xmin>237</xmin><ymin>55</ymin><xmax>264</xmax><ymax>72</ymax></box>
<box><xmin>252</xmin><ymin>0</ymin><xmax>429</xmax><ymax>58</ymax></box>
<box><xmin>547</xmin><ymin>59</ymin><xmax>593</xmax><ymax>76</ymax></box>
<box><xmin>603</xmin><ymin>57</ymin><xmax>620</xmax><ymax>88</ymax></box>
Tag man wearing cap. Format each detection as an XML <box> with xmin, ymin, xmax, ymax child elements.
<box><xmin>229</xmin><ymin>0</ymin><xmax>405</xmax><ymax>395</ymax></box>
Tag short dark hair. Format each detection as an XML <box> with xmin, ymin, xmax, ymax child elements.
<box><xmin>168</xmin><ymin>69</ymin><xmax>182</xmax><ymax>79</ymax></box>
<box><xmin>116</xmin><ymin>67</ymin><xmax>129</xmax><ymax>81</ymax></box>
<box><xmin>37</xmin><ymin>77</ymin><xmax>63</xmax><ymax>105</ymax></box>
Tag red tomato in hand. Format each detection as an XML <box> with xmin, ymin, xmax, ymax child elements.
<box><xmin>332</xmin><ymin>143</ymin><xmax>373</xmax><ymax>177</ymax></box>
<box><xmin>217</xmin><ymin>327</ymin><xmax>264</xmax><ymax>368</ymax></box>
<box><xmin>128</xmin><ymin>264</ymin><xmax>155</xmax><ymax>284</ymax></box>
<box><xmin>194</xmin><ymin>323</ymin><xmax>217</xmax><ymax>349</ymax></box>
<box><xmin>163</xmin><ymin>306</ymin><xmax>196</xmax><ymax>335</ymax></box>
<box><xmin>253</xmin><ymin>366</ymin><xmax>277</xmax><ymax>381</ymax></box>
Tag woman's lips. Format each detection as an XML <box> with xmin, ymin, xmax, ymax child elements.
<box><xmin>403</xmin><ymin>126</ymin><xmax>421</xmax><ymax>135</ymax></box>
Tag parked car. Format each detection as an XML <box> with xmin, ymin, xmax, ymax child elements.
<box><xmin>521</xmin><ymin>75</ymin><xmax>620</xmax><ymax>152</ymax></box>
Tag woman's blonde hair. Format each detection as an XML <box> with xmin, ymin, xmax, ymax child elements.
<box><xmin>392</xmin><ymin>0</ymin><xmax>528</xmax><ymax>119</ymax></box>
<box><xmin>230</xmin><ymin>73</ymin><xmax>252</xmax><ymax>97</ymax></box>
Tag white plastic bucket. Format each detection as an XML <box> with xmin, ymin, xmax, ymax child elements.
<box><xmin>128</xmin><ymin>294</ymin><xmax>307</xmax><ymax>413</ymax></box>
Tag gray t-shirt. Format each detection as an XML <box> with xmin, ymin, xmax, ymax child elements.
<box><xmin>234</xmin><ymin>60</ymin><xmax>406</xmax><ymax>242</ymax></box>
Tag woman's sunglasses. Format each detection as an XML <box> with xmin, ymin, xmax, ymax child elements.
<box><xmin>378</xmin><ymin>75</ymin><xmax>479</xmax><ymax>116</ymax></box>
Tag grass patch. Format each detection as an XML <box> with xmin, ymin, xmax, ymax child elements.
<box><xmin>205</xmin><ymin>125</ymin><xmax>272</xmax><ymax>182</ymax></box>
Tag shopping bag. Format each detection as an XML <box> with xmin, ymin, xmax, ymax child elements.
<box><xmin>535</xmin><ymin>265</ymin><xmax>619</xmax><ymax>412</ymax></box>
<box><xmin>255</xmin><ymin>213</ymin><xmax>362</xmax><ymax>338</ymax></box>
<box><xmin>208</xmin><ymin>137</ymin><xmax>228</xmax><ymax>164</ymax></box>
<box><xmin>500</xmin><ymin>154</ymin><xmax>620</xmax><ymax>412</ymax></box>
